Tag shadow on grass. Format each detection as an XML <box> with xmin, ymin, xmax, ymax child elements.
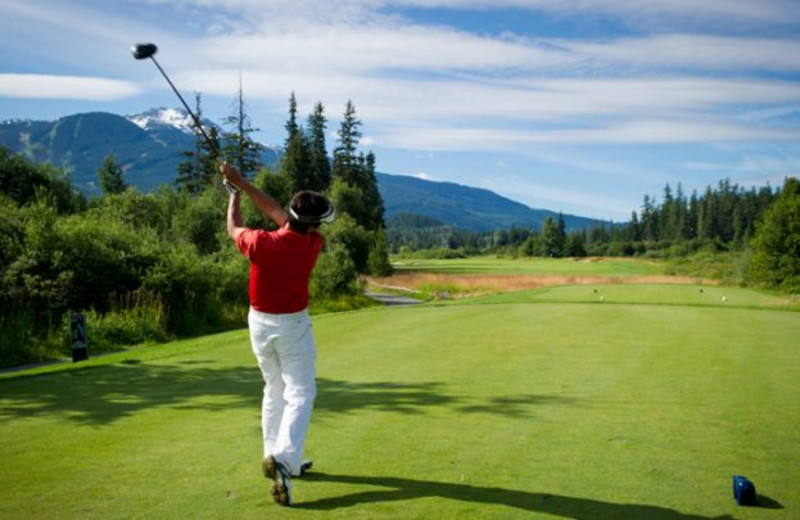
<box><xmin>752</xmin><ymin>495</ymin><xmax>784</xmax><ymax>509</ymax></box>
<box><xmin>299</xmin><ymin>473</ymin><xmax>738</xmax><ymax>520</ymax></box>
<box><xmin>0</xmin><ymin>361</ymin><xmax>574</xmax><ymax>425</ymax></box>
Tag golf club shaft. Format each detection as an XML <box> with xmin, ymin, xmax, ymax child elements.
<box><xmin>148</xmin><ymin>56</ymin><xmax>220</xmax><ymax>159</ymax></box>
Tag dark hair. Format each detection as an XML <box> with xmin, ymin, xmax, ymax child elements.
<box><xmin>287</xmin><ymin>191</ymin><xmax>334</xmax><ymax>233</ymax></box>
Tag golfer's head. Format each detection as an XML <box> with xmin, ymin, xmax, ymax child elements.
<box><xmin>288</xmin><ymin>191</ymin><xmax>335</xmax><ymax>233</ymax></box>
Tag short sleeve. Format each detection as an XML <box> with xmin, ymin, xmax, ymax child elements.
<box><xmin>235</xmin><ymin>228</ymin><xmax>260</xmax><ymax>259</ymax></box>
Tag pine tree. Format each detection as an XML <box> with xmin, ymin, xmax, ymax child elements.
<box><xmin>176</xmin><ymin>93</ymin><xmax>216</xmax><ymax>195</ymax></box>
<box><xmin>555</xmin><ymin>212</ymin><xmax>567</xmax><ymax>255</ymax></box>
<box><xmin>749</xmin><ymin>177</ymin><xmax>800</xmax><ymax>292</ymax></box>
<box><xmin>285</xmin><ymin>92</ymin><xmax>300</xmax><ymax>146</ymax></box>
<box><xmin>362</xmin><ymin>151</ymin><xmax>384</xmax><ymax>231</ymax></box>
<box><xmin>540</xmin><ymin>217</ymin><xmax>562</xmax><ymax>257</ymax></box>
<box><xmin>332</xmin><ymin>100</ymin><xmax>362</xmax><ymax>188</ymax></box>
<box><xmin>97</xmin><ymin>153</ymin><xmax>126</xmax><ymax>195</ymax></box>
<box><xmin>222</xmin><ymin>75</ymin><xmax>264</xmax><ymax>178</ymax></box>
<box><xmin>307</xmin><ymin>101</ymin><xmax>331</xmax><ymax>192</ymax></box>
<box><xmin>280</xmin><ymin>93</ymin><xmax>313</xmax><ymax>191</ymax></box>
<box><xmin>282</xmin><ymin>131</ymin><xmax>313</xmax><ymax>192</ymax></box>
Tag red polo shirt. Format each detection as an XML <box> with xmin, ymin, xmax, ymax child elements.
<box><xmin>235</xmin><ymin>226</ymin><xmax>323</xmax><ymax>314</ymax></box>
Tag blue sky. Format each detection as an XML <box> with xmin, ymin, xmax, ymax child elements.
<box><xmin>2</xmin><ymin>0</ymin><xmax>799</xmax><ymax>221</ymax></box>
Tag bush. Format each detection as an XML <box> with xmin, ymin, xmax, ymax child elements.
<box><xmin>170</xmin><ymin>189</ymin><xmax>226</xmax><ymax>255</ymax></box>
<box><xmin>74</xmin><ymin>291</ymin><xmax>169</xmax><ymax>353</ymax></box>
<box><xmin>323</xmin><ymin>213</ymin><xmax>373</xmax><ymax>273</ymax></box>
<box><xmin>310</xmin><ymin>243</ymin><xmax>361</xmax><ymax>299</ymax></box>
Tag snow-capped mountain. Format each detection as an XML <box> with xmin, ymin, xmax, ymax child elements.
<box><xmin>127</xmin><ymin>107</ymin><xmax>204</xmax><ymax>134</ymax></box>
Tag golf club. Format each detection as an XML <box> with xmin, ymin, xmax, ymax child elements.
<box><xmin>131</xmin><ymin>42</ymin><xmax>238</xmax><ymax>193</ymax></box>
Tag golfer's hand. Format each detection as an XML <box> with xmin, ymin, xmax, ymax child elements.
<box><xmin>219</xmin><ymin>161</ymin><xmax>245</xmax><ymax>188</ymax></box>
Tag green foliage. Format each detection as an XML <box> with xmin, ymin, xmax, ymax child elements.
<box><xmin>169</xmin><ymin>188</ymin><xmax>226</xmax><ymax>255</ymax></box>
<box><xmin>309</xmin><ymin>243</ymin><xmax>361</xmax><ymax>298</ymax></box>
<box><xmin>281</xmin><ymin>130</ymin><xmax>314</xmax><ymax>191</ymax></box>
<box><xmin>0</xmin><ymin>195</ymin><xmax>24</xmax><ymax>272</ymax></box>
<box><xmin>307</xmin><ymin>101</ymin><xmax>332</xmax><ymax>192</ymax></box>
<box><xmin>77</xmin><ymin>291</ymin><xmax>169</xmax><ymax>352</ymax></box>
<box><xmin>323</xmin><ymin>213</ymin><xmax>373</xmax><ymax>273</ymax></box>
<box><xmin>0</xmin><ymin>146</ymin><xmax>86</xmax><ymax>213</ymax></box>
<box><xmin>663</xmin><ymin>249</ymin><xmax>750</xmax><ymax>283</ymax></box>
<box><xmin>0</xmin><ymin>152</ymin><xmax>252</xmax><ymax>366</ymax></box>
<box><xmin>367</xmin><ymin>229</ymin><xmax>394</xmax><ymax>276</ymax></box>
<box><xmin>97</xmin><ymin>153</ymin><xmax>127</xmax><ymax>195</ymax></box>
<box><xmin>241</xmin><ymin>168</ymin><xmax>292</xmax><ymax>230</ymax></box>
<box><xmin>87</xmin><ymin>188</ymin><xmax>170</xmax><ymax>233</ymax></box>
<box><xmin>748</xmin><ymin>177</ymin><xmax>800</xmax><ymax>293</ymax></box>
<box><xmin>329</xmin><ymin>178</ymin><xmax>367</xmax><ymax>227</ymax></box>
<box><xmin>136</xmin><ymin>241</ymin><xmax>249</xmax><ymax>336</ymax></box>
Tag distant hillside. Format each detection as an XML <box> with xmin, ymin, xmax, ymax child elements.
<box><xmin>377</xmin><ymin>173</ymin><xmax>608</xmax><ymax>232</ymax></box>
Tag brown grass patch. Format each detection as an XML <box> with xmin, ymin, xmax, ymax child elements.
<box><xmin>367</xmin><ymin>273</ymin><xmax>714</xmax><ymax>298</ymax></box>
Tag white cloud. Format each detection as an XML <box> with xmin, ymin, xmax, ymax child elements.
<box><xmin>0</xmin><ymin>74</ymin><xmax>140</xmax><ymax>100</ymax></box>
<box><xmin>567</xmin><ymin>34</ymin><xmax>800</xmax><ymax>72</ymax></box>
<box><xmin>380</xmin><ymin>119</ymin><xmax>800</xmax><ymax>151</ymax></box>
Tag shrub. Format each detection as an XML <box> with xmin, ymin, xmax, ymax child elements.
<box><xmin>72</xmin><ymin>291</ymin><xmax>169</xmax><ymax>353</ymax></box>
<box><xmin>310</xmin><ymin>243</ymin><xmax>361</xmax><ymax>299</ymax></box>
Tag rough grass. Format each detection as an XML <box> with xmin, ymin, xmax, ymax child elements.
<box><xmin>2</xmin><ymin>286</ymin><xmax>799</xmax><ymax>519</ymax></box>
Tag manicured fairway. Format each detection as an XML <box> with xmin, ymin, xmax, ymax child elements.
<box><xmin>1</xmin><ymin>290</ymin><xmax>799</xmax><ymax>519</ymax></box>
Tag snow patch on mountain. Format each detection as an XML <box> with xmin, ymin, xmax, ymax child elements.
<box><xmin>127</xmin><ymin>107</ymin><xmax>196</xmax><ymax>134</ymax></box>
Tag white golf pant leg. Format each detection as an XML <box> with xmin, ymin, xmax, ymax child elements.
<box><xmin>249</xmin><ymin>308</ymin><xmax>317</xmax><ymax>476</ymax></box>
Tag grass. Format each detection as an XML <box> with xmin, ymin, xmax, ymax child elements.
<box><xmin>2</xmin><ymin>281</ymin><xmax>799</xmax><ymax>519</ymax></box>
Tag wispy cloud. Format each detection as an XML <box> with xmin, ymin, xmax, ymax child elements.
<box><xmin>0</xmin><ymin>74</ymin><xmax>140</xmax><ymax>100</ymax></box>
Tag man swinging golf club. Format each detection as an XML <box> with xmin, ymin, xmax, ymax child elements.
<box><xmin>221</xmin><ymin>162</ymin><xmax>334</xmax><ymax>507</ymax></box>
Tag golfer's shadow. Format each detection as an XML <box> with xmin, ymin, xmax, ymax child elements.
<box><xmin>299</xmin><ymin>472</ymin><xmax>739</xmax><ymax>520</ymax></box>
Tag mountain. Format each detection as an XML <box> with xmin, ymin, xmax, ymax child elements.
<box><xmin>0</xmin><ymin>109</ymin><xmax>279</xmax><ymax>196</ymax></box>
<box><xmin>377</xmin><ymin>173</ymin><xmax>607</xmax><ymax>231</ymax></box>
<box><xmin>1</xmin><ymin>109</ymin><xmax>612</xmax><ymax>231</ymax></box>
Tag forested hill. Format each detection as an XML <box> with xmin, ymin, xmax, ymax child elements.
<box><xmin>377</xmin><ymin>172</ymin><xmax>609</xmax><ymax>232</ymax></box>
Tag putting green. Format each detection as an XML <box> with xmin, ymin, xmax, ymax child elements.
<box><xmin>1</xmin><ymin>289</ymin><xmax>798</xmax><ymax>519</ymax></box>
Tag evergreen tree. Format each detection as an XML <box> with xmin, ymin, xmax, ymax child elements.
<box><xmin>361</xmin><ymin>151</ymin><xmax>385</xmax><ymax>231</ymax></box>
<box><xmin>540</xmin><ymin>217</ymin><xmax>562</xmax><ymax>257</ymax></box>
<box><xmin>307</xmin><ymin>101</ymin><xmax>331</xmax><ymax>192</ymax></box>
<box><xmin>282</xmin><ymin>130</ymin><xmax>313</xmax><ymax>192</ymax></box>
<box><xmin>176</xmin><ymin>93</ymin><xmax>217</xmax><ymax>195</ymax></box>
<box><xmin>332</xmin><ymin>100</ymin><xmax>362</xmax><ymax>188</ymax></box>
<box><xmin>555</xmin><ymin>212</ymin><xmax>567</xmax><ymax>255</ymax></box>
<box><xmin>641</xmin><ymin>195</ymin><xmax>658</xmax><ymax>241</ymax></box>
<box><xmin>749</xmin><ymin>177</ymin><xmax>800</xmax><ymax>292</ymax></box>
<box><xmin>285</xmin><ymin>92</ymin><xmax>300</xmax><ymax>146</ymax></box>
<box><xmin>222</xmin><ymin>76</ymin><xmax>264</xmax><ymax>178</ymax></box>
<box><xmin>97</xmin><ymin>153</ymin><xmax>126</xmax><ymax>195</ymax></box>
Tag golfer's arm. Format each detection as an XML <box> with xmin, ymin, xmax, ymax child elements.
<box><xmin>227</xmin><ymin>192</ymin><xmax>245</xmax><ymax>240</ymax></box>
<box><xmin>240</xmin><ymin>181</ymin><xmax>289</xmax><ymax>228</ymax></box>
<box><xmin>219</xmin><ymin>161</ymin><xmax>288</xmax><ymax>228</ymax></box>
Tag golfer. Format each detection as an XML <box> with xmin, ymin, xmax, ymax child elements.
<box><xmin>220</xmin><ymin>162</ymin><xmax>334</xmax><ymax>507</ymax></box>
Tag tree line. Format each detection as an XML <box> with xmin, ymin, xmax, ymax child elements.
<box><xmin>0</xmin><ymin>93</ymin><xmax>391</xmax><ymax>367</ymax></box>
<box><xmin>388</xmin><ymin>177</ymin><xmax>800</xmax><ymax>293</ymax></box>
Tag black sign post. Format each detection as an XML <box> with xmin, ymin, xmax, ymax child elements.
<box><xmin>70</xmin><ymin>313</ymin><xmax>89</xmax><ymax>362</ymax></box>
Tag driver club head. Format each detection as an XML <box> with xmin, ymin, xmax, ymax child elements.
<box><xmin>131</xmin><ymin>43</ymin><xmax>158</xmax><ymax>60</ymax></box>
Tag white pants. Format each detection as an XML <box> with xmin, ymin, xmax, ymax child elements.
<box><xmin>248</xmin><ymin>307</ymin><xmax>316</xmax><ymax>476</ymax></box>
